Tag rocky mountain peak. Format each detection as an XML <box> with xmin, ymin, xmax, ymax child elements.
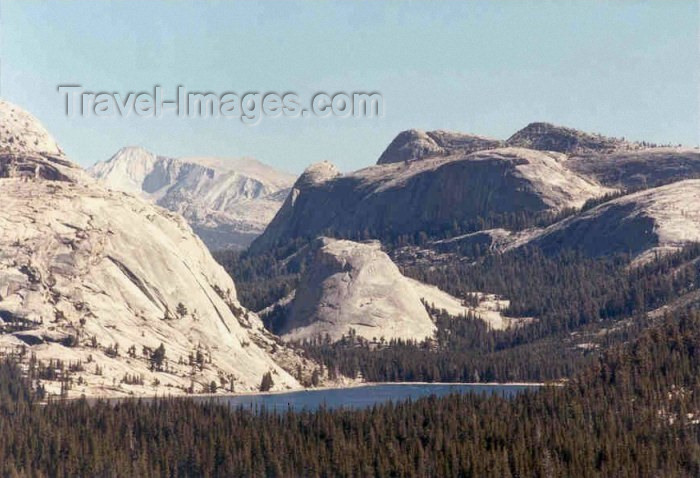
<box><xmin>108</xmin><ymin>145</ymin><xmax>160</xmax><ymax>164</ymax></box>
<box><xmin>0</xmin><ymin>99</ymin><xmax>86</xmax><ymax>183</ymax></box>
<box><xmin>377</xmin><ymin>129</ymin><xmax>503</xmax><ymax>165</ymax></box>
<box><xmin>295</xmin><ymin>161</ymin><xmax>341</xmax><ymax>188</ymax></box>
<box><xmin>376</xmin><ymin>129</ymin><xmax>444</xmax><ymax>165</ymax></box>
<box><xmin>92</xmin><ymin>146</ymin><xmax>174</xmax><ymax>195</ymax></box>
<box><xmin>0</xmin><ymin>100</ymin><xmax>324</xmax><ymax>397</ymax></box>
<box><xmin>90</xmin><ymin>148</ymin><xmax>295</xmax><ymax>250</ymax></box>
<box><xmin>506</xmin><ymin>122</ymin><xmax>625</xmax><ymax>154</ymax></box>
<box><xmin>0</xmin><ymin>99</ymin><xmax>63</xmax><ymax>157</ymax></box>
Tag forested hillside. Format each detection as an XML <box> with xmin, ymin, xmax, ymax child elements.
<box><xmin>219</xmin><ymin>242</ymin><xmax>700</xmax><ymax>382</ymax></box>
<box><xmin>0</xmin><ymin>312</ymin><xmax>698</xmax><ymax>477</ymax></box>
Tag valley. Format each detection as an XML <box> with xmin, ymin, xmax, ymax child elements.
<box><xmin>2</xmin><ymin>97</ymin><xmax>699</xmax><ymax>402</ymax></box>
<box><xmin>2</xmin><ymin>2</ymin><xmax>698</xmax><ymax>476</ymax></box>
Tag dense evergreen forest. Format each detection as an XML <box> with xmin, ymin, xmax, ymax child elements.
<box><xmin>217</xmin><ymin>242</ymin><xmax>700</xmax><ymax>382</ymax></box>
<box><xmin>0</xmin><ymin>311</ymin><xmax>698</xmax><ymax>477</ymax></box>
<box><xmin>212</xmin><ymin>202</ymin><xmax>592</xmax><ymax>313</ymax></box>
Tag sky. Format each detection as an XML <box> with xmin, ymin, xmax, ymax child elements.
<box><xmin>1</xmin><ymin>1</ymin><xmax>698</xmax><ymax>173</ymax></box>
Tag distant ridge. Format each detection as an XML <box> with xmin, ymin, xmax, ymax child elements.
<box><xmin>89</xmin><ymin>147</ymin><xmax>295</xmax><ymax>250</ymax></box>
<box><xmin>252</xmin><ymin>122</ymin><xmax>699</xmax><ymax>254</ymax></box>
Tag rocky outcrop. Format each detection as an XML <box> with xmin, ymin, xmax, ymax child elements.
<box><xmin>377</xmin><ymin>129</ymin><xmax>503</xmax><ymax>165</ymax></box>
<box><xmin>528</xmin><ymin>180</ymin><xmax>700</xmax><ymax>261</ymax></box>
<box><xmin>264</xmin><ymin>238</ymin><xmax>527</xmax><ymax>342</ymax></box>
<box><xmin>252</xmin><ymin>147</ymin><xmax>613</xmax><ymax>252</ymax></box>
<box><xmin>0</xmin><ymin>99</ymin><xmax>86</xmax><ymax>183</ymax></box>
<box><xmin>277</xmin><ymin>238</ymin><xmax>437</xmax><ymax>342</ymax></box>
<box><xmin>506</xmin><ymin>122</ymin><xmax>627</xmax><ymax>154</ymax></box>
<box><xmin>89</xmin><ymin>147</ymin><xmax>294</xmax><ymax>250</ymax></box>
<box><xmin>430</xmin><ymin>228</ymin><xmax>539</xmax><ymax>257</ymax></box>
<box><xmin>0</xmin><ymin>99</ymin><xmax>322</xmax><ymax>397</ymax></box>
<box><xmin>253</xmin><ymin>121</ymin><xmax>699</xmax><ymax>255</ymax></box>
<box><xmin>566</xmin><ymin>148</ymin><xmax>700</xmax><ymax>190</ymax></box>
<box><xmin>0</xmin><ymin>101</ymin><xmax>63</xmax><ymax>157</ymax></box>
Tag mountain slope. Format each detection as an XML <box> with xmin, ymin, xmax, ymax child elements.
<box><xmin>252</xmin><ymin>146</ymin><xmax>614</xmax><ymax>252</ymax></box>
<box><xmin>263</xmin><ymin>238</ymin><xmax>524</xmax><ymax>342</ymax></box>
<box><xmin>377</xmin><ymin>129</ymin><xmax>503</xmax><ymax>164</ymax></box>
<box><xmin>528</xmin><ymin>179</ymin><xmax>700</xmax><ymax>262</ymax></box>
<box><xmin>0</xmin><ymin>99</ymin><xmax>320</xmax><ymax>397</ymax></box>
<box><xmin>428</xmin><ymin>179</ymin><xmax>700</xmax><ymax>263</ymax></box>
<box><xmin>505</xmin><ymin>122</ymin><xmax>629</xmax><ymax>153</ymax></box>
<box><xmin>565</xmin><ymin>148</ymin><xmax>700</xmax><ymax>190</ymax></box>
<box><xmin>507</xmin><ymin>122</ymin><xmax>700</xmax><ymax>188</ymax></box>
<box><xmin>253</xmin><ymin>123</ymin><xmax>698</xmax><ymax>256</ymax></box>
<box><xmin>89</xmin><ymin>147</ymin><xmax>294</xmax><ymax>250</ymax></box>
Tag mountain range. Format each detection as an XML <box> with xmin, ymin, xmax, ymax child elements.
<box><xmin>0</xmin><ymin>99</ymin><xmax>326</xmax><ymax>397</ymax></box>
<box><xmin>251</xmin><ymin>124</ymin><xmax>700</xmax><ymax>261</ymax></box>
<box><xmin>89</xmin><ymin>147</ymin><xmax>294</xmax><ymax>250</ymax></box>
<box><xmin>2</xmin><ymin>98</ymin><xmax>700</xmax><ymax>397</ymax></box>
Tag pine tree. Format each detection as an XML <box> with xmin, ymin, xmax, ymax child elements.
<box><xmin>259</xmin><ymin>371</ymin><xmax>274</xmax><ymax>392</ymax></box>
<box><xmin>150</xmin><ymin>343</ymin><xmax>166</xmax><ymax>371</ymax></box>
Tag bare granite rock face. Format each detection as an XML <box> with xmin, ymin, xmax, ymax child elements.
<box><xmin>0</xmin><ymin>99</ymin><xmax>325</xmax><ymax>398</ymax></box>
<box><xmin>565</xmin><ymin>148</ymin><xmax>700</xmax><ymax>190</ymax></box>
<box><xmin>252</xmin><ymin>147</ymin><xmax>613</xmax><ymax>252</ymax></box>
<box><xmin>507</xmin><ymin>123</ymin><xmax>700</xmax><ymax>188</ymax></box>
<box><xmin>506</xmin><ymin>122</ymin><xmax>627</xmax><ymax>154</ymax></box>
<box><xmin>377</xmin><ymin>129</ymin><xmax>503</xmax><ymax>165</ymax></box>
<box><xmin>89</xmin><ymin>146</ymin><xmax>295</xmax><ymax>250</ymax></box>
<box><xmin>253</xmin><ymin>122</ymin><xmax>698</xmax><ymax>256</ymax></box>
<box><xmin>279</xmin><ymin>238</ymin><xmax>437</xmax><ymax>342</ymax></box>
<box><xmin>0</xmin><ymin>100</ymin><xmax>63</xmax><ymax>157</ymax></box>
<box><xmin>528</xmin><ymin>179</ymin><xmax>700</xmax><ymax>262</ymax></box>
<box><xmin>264</xmin><ymin>238</ymin><xmax>526</xmax><ymax>343</ymax></box>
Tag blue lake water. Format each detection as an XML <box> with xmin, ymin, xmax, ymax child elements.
<box><xmin>200</xmin><ymin>383</ymin><xmax>537</xmax><ymax>412</ymax></box>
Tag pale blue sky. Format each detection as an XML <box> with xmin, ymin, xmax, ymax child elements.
<box><xmin>1</xmin><ymin>1</ymin><xmax>698</xmax><ymax>172</ymax></box>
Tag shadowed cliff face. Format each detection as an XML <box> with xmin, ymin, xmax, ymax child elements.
<box><xmin>532</xmin><ymin>202</ymin><xmax>658</xmax><ymax>258</ymax></box>
<box><xmin>252</xmin><ymin>147</ymin><xmax>612</xmax><ymax>252</ymax></box>
<box><xmin>253</xmin><ymin>120</ymin><xmax>698</xmax><ymax>257</ymax></box>
<box><xmin>527</xmin><ymin>179</ymin><xmax>700</xmax><ymax>261</ymax></box>
<box><xmin>566</xmin><ymin>149</ymin><xmax>700</xmax><ymax>190</ymax></box>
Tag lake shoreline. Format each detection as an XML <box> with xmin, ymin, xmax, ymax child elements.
<box><xmin>65</xmin><ymin>381</ymin><xmax>546</xmax><ymax>403</ymax></box>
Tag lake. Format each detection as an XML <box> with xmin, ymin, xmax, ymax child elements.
<box><xmin>201</xmin><ymin>383</ymin><xmax>538</xmax><ymax>412</ymax></box>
